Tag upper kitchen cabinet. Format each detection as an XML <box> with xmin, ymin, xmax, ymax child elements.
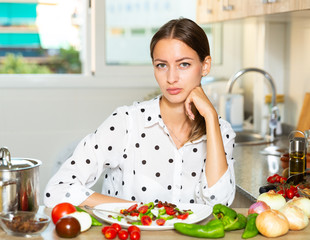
<box><xmin>248</xmin><ymin>0</ymin><xmax>310</xmax><ymax>16</ymax></box>
<box><xmin>197</xmin><ymin>0</ymin><xmax>247</xmax><ymax>23</ymax></box>
<box><xmin>197</xmin><ymin>0</ymin><xmax>310</xmax><ymax>23</ymax></box>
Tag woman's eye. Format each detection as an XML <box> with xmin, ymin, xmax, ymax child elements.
<box><xmin>156</xmin><ymin>63</ymin><xmax>166</xmax><ymax>69</ymax></box>
<box><xmin>180</xmin><ymin>62</ymin><xmax>190</xmax><ymax>68</ymax></box>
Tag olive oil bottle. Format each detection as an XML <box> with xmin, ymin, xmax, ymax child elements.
<box><xmin>289</xmin><ymin>136</ymin><xmax>306</xmax><ymax>183</ymax></box>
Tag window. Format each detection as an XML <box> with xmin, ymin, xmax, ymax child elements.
<box><xmin>0</xmin><ymin>0</ymin><xmax>222</xmax><ymax>88</ymax></box>
<box><xmin>0</xmin><ymin>0</ymin><xmax>85</xmax><ymax>74</ymax></box>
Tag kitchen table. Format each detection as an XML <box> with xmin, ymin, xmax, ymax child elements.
<box><xmin>1</xmin><ymin>207</ymin><xmax>310</xmax><ymax>240</ymax></box>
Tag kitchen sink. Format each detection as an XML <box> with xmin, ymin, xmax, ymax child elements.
<box><xmin>235</xmin><ymin>131</ymin><xmax>275</xmax><ymax>146</ymax></box>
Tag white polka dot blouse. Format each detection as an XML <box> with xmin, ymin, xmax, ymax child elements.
<box><xmin>44</xmin><ymin>96</ymin><xmax>236</xmax><ymax>208</ymax></box>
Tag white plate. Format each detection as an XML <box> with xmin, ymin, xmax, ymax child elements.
<box><xmin>93</xmin><ymin>202</ymin><xmax>212</xmax><ymax>230</ymax></box>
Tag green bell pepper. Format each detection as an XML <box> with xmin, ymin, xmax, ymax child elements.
<box><xmin>242</xmin><ymin>213</ymin><xmax>259</xmax><ymax>239</ymax></box>
<box><xmin>174</xmin><ymin>218</ymin><xmax>225</xmax><ymax>238</ymax></box>
<box><xmin>212</xmin><ymin>204</ymin><xmax>247</xmax><ymax>231</ymax></box>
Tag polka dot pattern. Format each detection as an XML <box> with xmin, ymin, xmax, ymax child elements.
<box><xmin>44</xmin><ymin>97</ymin><xmax>236</xmax><ymax>209</ymax></box>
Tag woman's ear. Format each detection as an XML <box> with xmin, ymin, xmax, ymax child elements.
<box><xmin>202</xmin><ymin>56</ymin><xmax>212</xmax><ymax>76</ymax></box>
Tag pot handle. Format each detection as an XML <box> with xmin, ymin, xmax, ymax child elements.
<box><xmin>0</xmin><ymin>147</ymin><xmax>12</xmax><ymax>169</ymax></box>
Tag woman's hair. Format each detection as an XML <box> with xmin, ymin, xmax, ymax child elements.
<box><xmin>150</xmin><ymin>18</ymin><xmax>210</xmax><ymax>143</ymax></box>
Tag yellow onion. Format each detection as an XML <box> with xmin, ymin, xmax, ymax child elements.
<box><xmin>286</xmin><ymin>197</ymin><xmax>310</xmax><ymax>218</ymax></box>
<box><xmin>256</xmin><ymin>209</ymin><xmax>289</xmax><ymax>237</ymax></box>
<box><xmin>280</xmin><ymin>203</ymin><xmax>309</xmax><ymax>230</ymax></box>
<box><xmin>257</xmin><ymin>190</ymin><xmax>286</xmax><ymax>210</ymax></box>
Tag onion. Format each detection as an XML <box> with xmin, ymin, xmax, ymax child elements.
<box><xmin>280</xmin><ymin>203</ymin><xmax>309</xmax><ymax>230</ymax></box>
<box><xmin>287</xmin><ymin>197</ymin><xmax>310</xmax><ymax>218</ymax></box>
<box><xmin>67</xmin><ymin>212</ymin><xmax>92</xmax><ymax>232</ymax></box>
<box><xmin>248</xmin><ymin>201</ymin><xmax>270</xmax><ymax>215</ymax></box>
<box><xmin>257</xmin><ymin>190</ymin><xmax>286</xmax><ymax>210</ymax></box>
<box><xmin>256</xmin><ymin>209</ymin><xmax>289</xmax><ymax>237</ymax></box>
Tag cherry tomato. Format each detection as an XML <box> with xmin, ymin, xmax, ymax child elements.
<box><xmin>130</xmin><ymin>212</ymin><xmax>139</xmax><ymax>217</ymax></box>
<box><xmin>111</xmin><ymin>223</ymin><xmax>122</xmax><ymax>232</ymax></box>
<box><xmin>102</xmin><ymin>226</ymin><xmax>111</xmax><ymax>235</ymax></box>
<box><xmin>141</xmin><ymin>215</ymin><xmax>152</xmax><ymax>226</ymax></box>
<box><xmin>157</xmin><ymin>202</ymin><xmax>163</xmax><ymax>208</ymax></box>
<box><xmin>51</xmin><ymin>202</ymin><xmax>76</xmax><ymax>224</ymax></box>
<box><xmin>128</xmin><ymin>225</ymin><xmax>140</xmax><ymax>234</ymax></box>
<box><xmin>156</xmin><ymin>218</ymin><xmax>166</xmax><ymax>226</ymax></box>
<box><xmin>290</xmin><ymin>185</ymin><xmax>298</xmax><ymax>194</ymax></box>
<box><xmin>104</xmin><ymin>227</ymin><xmax>117</xmax><ymax>239</ymax></box>
<box><xmin>138</xmin><ymin>205</ymin><xmax>148</xmax><ymax>214</ymax></box>
<box><xmin>127</xmin><ymin>204</ymin><xmax>138</xmax><ymax>212</ymax></box>
<box><xmin>55</xmin><ymin>216</ymin><xmax>80</xmax><ymax>238</ymax></box>
<box><xmin>118</xmin><ymin>229</ymin><xmax>129</xmax><ymax>240</ymax></box>
<box><xmin>130</xmin><ymin>230</ymin><xmax>141</xmax><ymax>240</ymax></box>
<box><xmin>267</xmin><ymin>176</ymin><xmax>273</xmax><ymax>183</ymax></box>
<box><xmin>280</xmin><ymin>177</ymin><xmax>287</xmax><ymax>184</ymax></box>
<box><xmin>286</xmin><ymin>188</ymin><xmax>295</xmax><ymax>199</ymax></box>
<box><xmin>164</xmin><ymin>206</ymin><xmax>176</xmax><ymax>215</ymax></box>
<box><xmin>177</xmin><ymin>212</ymin><xmax>189</xmax><ymax>220</ymax></box>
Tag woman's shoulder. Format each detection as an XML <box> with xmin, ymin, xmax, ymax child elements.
<box><xmin>116</xmin><ymin>96</ymin><xmax>160</xmax><ymax>113</ymax></box>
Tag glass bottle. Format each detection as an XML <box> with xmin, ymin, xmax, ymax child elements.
<box><xmin>289</xmin><ymin>136</ymin><xmax>306</xmax><ymax>183</ymax></box>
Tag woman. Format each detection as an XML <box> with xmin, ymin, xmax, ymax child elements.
<box><xmin>44</xmin><ymin>18</ymin><xmax>236</xmax><ymax>209</ymax></box>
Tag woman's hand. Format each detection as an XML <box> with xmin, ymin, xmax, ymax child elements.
<box><xmin>184</xmin><ymin>86</ymin><xmax>217</xmax><ymax>121</ymax></box>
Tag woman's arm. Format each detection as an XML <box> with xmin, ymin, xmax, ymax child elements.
<box><xmin>184</xmin><ymin>86</ymin><xmax>229</xmax><ymax>187</ymax></box>
<box><xmin>80</xmin><ymin>193</ymin><xmax>133</xmax><ymax>207</ymax></box>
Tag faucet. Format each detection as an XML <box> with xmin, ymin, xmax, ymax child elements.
<box><xmin>226</xmin><ymin>67</ymin><xmax>279</xmax><ymax>142</ymax></box>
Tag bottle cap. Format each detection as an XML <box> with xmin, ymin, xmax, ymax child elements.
<box><xmin>289</xmin><ymin>137</ymin><xmax>306</xmax><ymax>153</ymax></box>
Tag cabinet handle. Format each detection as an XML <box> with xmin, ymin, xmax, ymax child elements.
<box><xmin>223</xmin><ymin>0</ymin><xmax>234</xmax><ymax>11</ymax></box>
<box><xmin>262</xmin><ymin>0</ymin><xmax>277</xmax><ymax>3</ymax></box>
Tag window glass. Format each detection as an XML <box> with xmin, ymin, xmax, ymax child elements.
<box><xmin>0</xmin><ymin>0</ymin><xmax>84</xmax><ymax>74</ymax></box>
<box><xmin>105</xmin><ymin>0</ymin><xmax>222</xmax><ymax>66</ymax></box>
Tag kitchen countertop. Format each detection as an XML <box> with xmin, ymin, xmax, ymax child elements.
<box><xmin>234</xmin><ymin>135</ymin><xmax>289</xmax><ymax>202</ymax></box>
<box><xmin>1</xmin><ymin>207</ymin><xmax>310</xmax><ymax>239</ymax></box>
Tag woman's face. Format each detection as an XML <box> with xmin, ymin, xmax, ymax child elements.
<box><xmin>152</xmin><ymin>38</ymin><xmax>210</xmax><ymax>104</ymax></box>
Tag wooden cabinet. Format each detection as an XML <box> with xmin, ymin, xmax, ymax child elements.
<box><xmin>197</xmin><ymin>0</ymin><xmax>310</xmax><ymax>24</ymax></box>
<box><xmin>197</xmin><ymin>0</ymin><xmax>247</xmax><ymax>23</ymax></box>
<box><xmin>248</xmin><ymin>0</ymin><xmax>308</xmax><ymax>16</ymax></box>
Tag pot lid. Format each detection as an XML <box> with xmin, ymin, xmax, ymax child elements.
<box><xmin>0</xmin><ymin>147</ymin><xmax>41</xmax><ymax>171</ymax></box>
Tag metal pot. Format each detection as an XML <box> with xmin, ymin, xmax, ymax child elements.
<box><xmin>0</xmin><ymin>147</ymin><xmax>41</xmax><ymax>212</ymax></box>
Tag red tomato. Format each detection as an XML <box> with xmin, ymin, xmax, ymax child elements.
<box><xmin>141</xmin><ymin>215</ymin><xmax>152</xmax><ymax>226</ymax></box>
<box><xmin>157</xmin><ymin>202</ymin><xmax>163</xmax><ymax>208</ymax></box>
<box><xmin>138</xmin><ymin>205</ymin><xmax>148</xmax><ymax>214</ymax></box>
<box><xmin>101</xmin><ymin>226</ymin><xmax>111</xmax><ymax>235</ymax></box>
<box><xmin>127</xmin><ymin>204</ymin><xmax>138</xmax><ymax>212</ymax></box>
<box><xmin>177</xmin><ymin>212</ymin><xmax>189</xmax><ymax>220</ymax></box>
<box><xmin>111</xmin><ymin>223</ymin><xmax>122</xmax><ymax>232</ymax></box>
<box><xmin>127</xmin><ymin>225</ymin><xmax>140</xmax><ymax>234</ymax></box>
<box><xmin>104</xmin><ymin>227</ymin><xmax>117</xmax><ymax>239</ymax></box>
<box><xmin>275</xmin><ymin>175</ymin><xmax>281</xmax><ymax>183</ymax></box>
<box><xmin>280</xmin><ymin>177</ymin><xmax>287</xmax><ymax>184</ymax></box>
<box><xmin>286</xmin><ymin>188</ymin><xmax>295</xmax><ymax>199</ymax></box>
<box><xmin>130</xmin><ymin>230</ymin><xmax>141</xmax><ymax>240</ymax></box>
<box><xmin>164</xmin><ymin>206</ymin><xmax>176</xmax><ymax>215</ymax></box>
<box><xmin>156</xmin><ymin>218</ymin><xmax>166</xmax><ymax>226</ymax></box>
<box><xmin>118</xmin><ymin>229</ymin><xmax>129</xmax><ymax>240</ymax></box>
<box><xmin>51</xmin><ymin>202</ymin><xmax>76</xmax><ymax>224</ymax></box>
<box><xmin>130</xmin><ymin>212</ymin><xmax>139</xmax><ymax>217</ymax></box>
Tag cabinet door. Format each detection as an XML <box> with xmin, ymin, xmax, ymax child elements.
<box><xmin>197</xmin><ymin>0</ymin><xmax>247</xmax><ymax>23</ymax></box>
<box><xmin>197</xmin><ymin>0</ymin><xmax>220</xmax><ymax>23</ymax></box>
<box><xmin>248</xmin><ymin>0</ymin><xmax>301</xmax><ymax>17</ymax></box>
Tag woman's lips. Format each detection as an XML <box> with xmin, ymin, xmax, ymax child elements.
<box><xmin>167</xmin><ymin>88</ymin><xmax>182</xmax><ymax>95</ymax></box>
